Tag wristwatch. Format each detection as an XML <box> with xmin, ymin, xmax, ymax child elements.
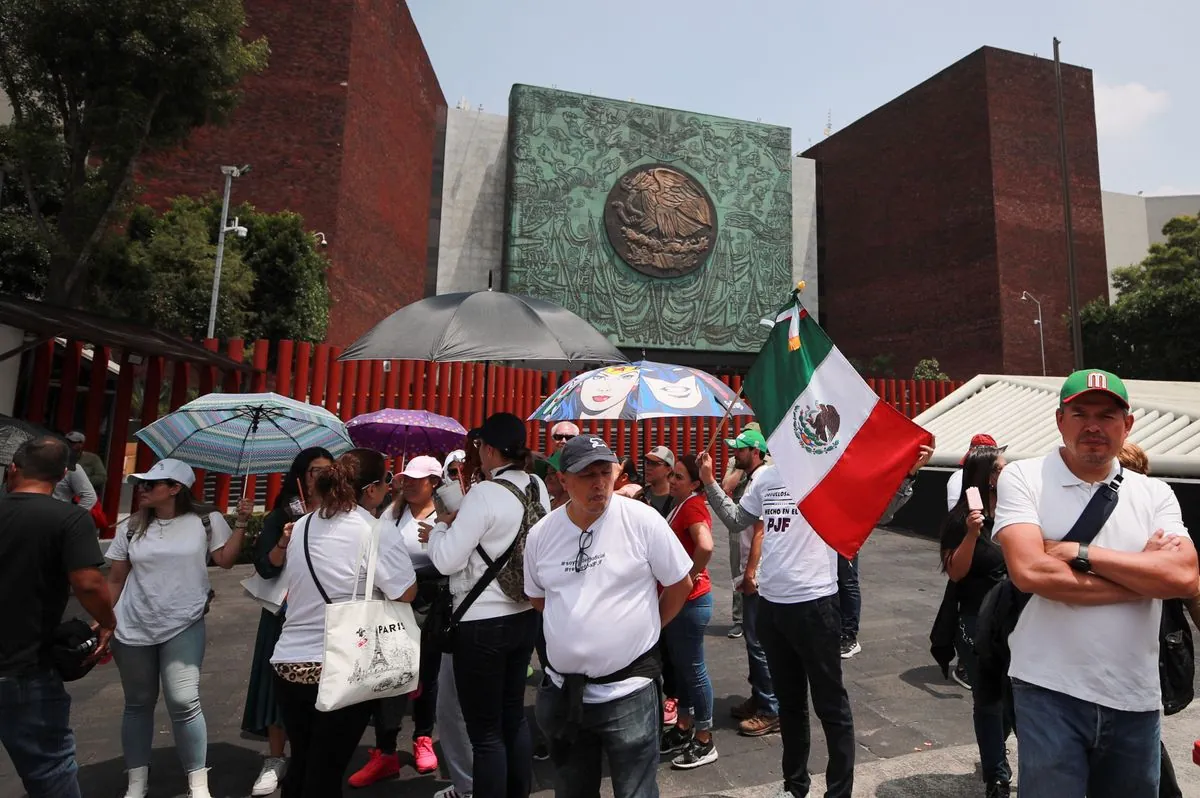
<box><xmin>1069</xmin><ymin>542</ymin><xmax>1091</xmax><ymax>573</ymax></box>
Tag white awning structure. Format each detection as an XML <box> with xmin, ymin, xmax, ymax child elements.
<box><xmin>914</xmin><ymin>375</ymin><xmax>1200</xmax><ymax>478</ymax></box>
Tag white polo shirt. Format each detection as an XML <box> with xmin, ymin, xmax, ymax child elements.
<box><xmin>993</xmin><ymin>449</ymin><xmax>1188</xmax><ymax>712</ymax></box>
<box><xmin>524</xmin><ymin>495</ymin><xmax>691</xmax><ymax>703</ymax></box>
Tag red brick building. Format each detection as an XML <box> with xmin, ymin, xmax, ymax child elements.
<box><xmin>803</xmin><ymin>46</ymin><xmax>1107</xmax><ymax>379</ymax></box>
<box><xmin>139</xmin><ymin>0</ymin><xmax>445</xmax><ymax>346</ymax></box>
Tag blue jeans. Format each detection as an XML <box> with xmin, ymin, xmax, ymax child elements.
<box><xmin>536</xmin><ymin>680</ymin><xmax>660</xmax><ymax>798</ymax></box>
<box><xmin>837</xmin><ymin>555</ymin><xmax>860</xmax><ymax>641</ymax></box>
<box><xmin>954</xmin><ymin>613</ymin><xmax>1010</xmax><ymax>783</ymax></box>
<box><xmin>112</xmin><ymin>619</ymin><xmax>208</xmax><ymax>772</ymax></box>
<box><xmin>742</xmin><ymin>592</ymin><xmax>778</xmax><ymax>715</ymax></box>
<box><xmin>0</xmin><ymin>671</ymin><xmax>81</xmax><ymax>798</ymax></box>
<box><xmin>452</xmin><ymin>610</ymin><xmax>538</xmax><ymax>798</ymax></box>
<box><xmin>1012</xmin><ymin>678</ymin><xmax>1160</xmax><ymax>798</ymax></box>
<box><xmin>662</xmin><ymin>592</ymin><xmax>714</xmax><ymax>731</ymax></box>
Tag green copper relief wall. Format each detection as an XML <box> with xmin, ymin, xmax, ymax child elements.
<box><xmin>503</xmin><ymin>85</ymin><xmax>793</xmax><ymax>353</ymax></box>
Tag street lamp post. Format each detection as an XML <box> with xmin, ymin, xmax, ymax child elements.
<box><xmin>206</xmin><ymin>164</ymin><xmax>251</xmax><ymax>340</ymax></box>
<box><xmin>1021</xmin><ymin>291</ymin><xmax>1046</xmax><ymax>376</ymax></box>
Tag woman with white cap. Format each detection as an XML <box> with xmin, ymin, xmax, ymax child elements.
<box><xmin>106</xmin><ymin>459</ymin><xmax>252</xmax><ymax>798</ymax></box>
<box><xmin>347</xmin><ymin>455</ymin><xmax>445</xmax><ymax>786</ymax></box>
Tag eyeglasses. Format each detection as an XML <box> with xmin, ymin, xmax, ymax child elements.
<box><xmin>552</xmin><ymin>433</ymin><xmax>576</xmax><ymax>442</ymax></box>
<box><xmin>307</xmin><ymin>465</ymin><xmax>329</xmax><ymax>477</ymax></box>
<box><xmin>574</xmin><ymin>528</ymin><xmax>594</xmax><ymax>574</ymax></box>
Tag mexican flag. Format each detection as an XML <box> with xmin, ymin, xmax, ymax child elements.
<box><xmin>743</xmin><ymin>292</ymin><xmax>932</xmax><ymax>559</ymax></box>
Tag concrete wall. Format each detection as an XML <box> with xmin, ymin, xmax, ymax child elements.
<box><xmin>0</xmin><ymin>326</ymin><xmax>21</xmax><ymax>417</ymax></box>
<box><xmin>435</xmin><ymin>108</ymin><xmax>508</xmax><ymax>294</ymax></box>
<box><xmin>792</xmin><ymin>156</ymin><xmax>819</xmax><ymax>321</ymax></box>
<box><xmin>1146</xmin><ymin>195</ymin><xmax>1200</xmax><ymax>243</ymax></box>
<box><xmin>1101</xmin><ymin>191</ymin><xmax>1151</xmax><ymax>297</ymax></box>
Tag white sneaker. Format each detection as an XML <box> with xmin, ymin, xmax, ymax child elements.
<box><xmin>251</xmin><ymin>757</ymin><xmax>287</xmax><ymax>796</ymax></box>
<box><xmin>186</xmin><ymin>767</ymin><xmax>212</xmax><ymax>798</ymax></box>
<box><xmin>433</xmin><ymin>787</ymin><xmax>472</xmax><ymax>798</ymax></box>
<box><xmin>123</xmin><ymin>766</ymin><xmax>149</xmax><ymax>798</ymax></box>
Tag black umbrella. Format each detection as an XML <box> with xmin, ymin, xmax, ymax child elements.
<box><xmin>339</xmin><ymin>291</ymin><xmax>627</xmax><ymax>365</ymax></box>
<box><xmin>0</xmin><ymin>415</ymin><xmax>63</xmax><ymax>466</ymax></box>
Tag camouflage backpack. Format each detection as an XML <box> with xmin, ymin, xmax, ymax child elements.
<box><xmin>479</xmin><ymin>477</ymin><xmax>546</xmax><ymax>603</ymax></box>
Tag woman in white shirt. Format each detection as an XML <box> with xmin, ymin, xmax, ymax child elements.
<box><xmin>270</xmin><ymin>448</ymin><xmax>417</xmax><ymax>798</ymax></box>
<box><xmin>349</xmin><ymin>455</ymin><xmax>444</xmax><ymax>786</ymax></box>
<box><xmin>106</xmin><ymin>459</ymin><xmax>251</xmax><ymax>798</ymax></box>
<box><xmin>426</xmin><ymin>413</ymin><xmax>549</xmax><ymax>798</ymax></box>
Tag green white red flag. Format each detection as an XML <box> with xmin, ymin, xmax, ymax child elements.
<box><xmin>742</xmin><ymin>292</ymin><xmax>933</xmax><ymax>558</ymax></box>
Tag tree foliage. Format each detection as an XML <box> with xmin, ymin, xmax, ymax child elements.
<box><xmin>912</xmin><ymin>358</ymin><xmax>950</xmax><ymax>381</ymax></box>
<box><xmin>86</xmin><ymin>196</ymin><xmax>330</xmax><ymax>342</ymax></box>
<box><xmin>0</xmin><ymin>0</ymin><xmax>267</xmax><ymax>304</ymax></box>
<box><xmin>1081</xmin><ymin>212</ymin><xmax>1200</xmax><ymax>380</ymax></box>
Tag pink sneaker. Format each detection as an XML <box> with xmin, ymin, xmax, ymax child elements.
<box><xmin>413</xmin><ymin>736</ymin><xmax>438</xmax><ymax>774</ymax></box>
<box><xmin>663</xmin><ymin>697</ymin><xmax>678</xmax><ymax>727</ymax></box>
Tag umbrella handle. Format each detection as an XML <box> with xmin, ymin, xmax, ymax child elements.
<box><xmin>701</xmin><ymin>384</ymin><xmax>747</xmax><ymax>457</ymax></box>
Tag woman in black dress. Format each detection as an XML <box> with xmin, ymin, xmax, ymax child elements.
<box><xmin>940</xmin><ymin>445</ymin><xmax>1011</xmax><ymax>798</ymax></box>
<box><xmin>241</xmin><ymin>447</ymin><xmax>335</xmax><ymax>796</ymax></box>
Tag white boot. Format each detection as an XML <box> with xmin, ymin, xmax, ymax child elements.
<box><xmin>122</xmin><ymin>766</ymin><xmax>149</xmax><ymax>798</ymax></box>
<box><xmin>186</xmin><ymin>767</ymin><xmax>212</xmax><ymax>798</ymax></box>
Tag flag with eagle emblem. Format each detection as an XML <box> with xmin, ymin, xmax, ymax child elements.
<box><xmin>742</xmin><ymin>291</ymin><xmax>933</xmax><ymax>558</ymax></box>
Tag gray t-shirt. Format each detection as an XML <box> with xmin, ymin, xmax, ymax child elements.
<box><xmin>646</xmin><ymin>490</ymin><xmax>674</xmax><ymax>519</ymax></box>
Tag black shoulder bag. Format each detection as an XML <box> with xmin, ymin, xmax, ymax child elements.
<box><xmin>426</xmin><ymin>530</ymin><xmax>522</xmax><ymax>654</ymax></box>
<box><xmin>975</xmin><ymin>468</ymin><xmax>1124</xmax><ymax>706</ymax></box>
<box><xmin>1160</xmin><ymin>597</ymin><xmax>1194</xmax><ymax>715</ymax></box>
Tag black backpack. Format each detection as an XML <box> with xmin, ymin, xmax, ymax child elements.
<box><xmin>483</xmin><ymin>477</ymin><xmax>546</xmax><ymax>603</ymax></box>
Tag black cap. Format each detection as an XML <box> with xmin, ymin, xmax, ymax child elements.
<box><xmin>470</xmin><ymin>412</ymin><xmax>527</xmax><ymax>458</ymax></box>
<box><xmin>559</xmin><ymin>435</ymin><xmax>619</xmax><ymax>474</ymax></box>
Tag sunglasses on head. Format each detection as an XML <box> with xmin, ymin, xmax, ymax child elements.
<box><xmin>552</xmin><ymin>433</ymin><xmax>576</xmax><ymax>442</ymax></box>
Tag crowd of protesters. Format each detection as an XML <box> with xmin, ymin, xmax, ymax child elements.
<box><xmin>2</xmin><ymin>368</ymin><xmax>1199</xmax><ymax>798</ymax></box>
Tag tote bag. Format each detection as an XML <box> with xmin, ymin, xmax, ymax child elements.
<box><xmin>305</xmin><ymin>517</ymin><xmax>422</xmax><ymax>712</ymax></box>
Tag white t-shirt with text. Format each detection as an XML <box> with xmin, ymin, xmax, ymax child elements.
<box><xmin>107</xmin><ymin>511</ymin><xmax>232</xmax><ymax>646</ymax></box>
<box><xmin>525</xmin><ymin>495</ymin><xmax>691</xmax><ymax>703</ymax></box>
<box><xmin>993</xmin><ymin>450</ymin><xmax>1188</xmax><ymax>712</ymax></box>
<box><xmin>738</xmin><ymin>466</ymin><xmax>839</xmax><ymax>604</ymax></box>
<box><xmin>272</xmin><ymin>506</ymin><xmax>417</xmax><ymax>664</ymax></box>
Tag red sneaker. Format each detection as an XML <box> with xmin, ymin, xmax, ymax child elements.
<box><xmin>348</xmin><ymin>748</ymin><xmax>400</xmax><ymax>788</ymax></box>
<box><xmin>413</xmin><ymin>736</ymin><xmax>439</xmax><ymax>774</ymax></box>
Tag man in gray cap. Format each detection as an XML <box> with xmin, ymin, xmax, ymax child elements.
<box><xmin>65</xmin><ymin>432</ymin><xmax>106</xmax><ymax>499</ymax></box>
<box><xmin>527</xmin><ymin>434</ymin><xmax>693</xmax><ymax>798</ymax></box>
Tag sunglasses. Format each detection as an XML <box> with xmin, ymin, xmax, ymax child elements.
<box><xmin>574</xmin><ymin>527</ymin><xmax>594</xmax><ymax>574</ymax></box>
<box><xmin>644</xmin><ymin>457</ymin><xmax>667</xmax><ymax>467</ymax></box>
<box><xmin>447</xmin><ymin>468</ymin><xmax>461</xmax><ymax>479</ymax></box>
<box><xmin>552</xmin><ymin>433</ymin><xmax>576</xmax><ymax>442</ymax></box>
<box><xmin>138</xmin><ymin>479</ymin><xmax>175</xmax><ymax>490</ymax></box>
<box><xmin>368</xmin><ymin>471</ymin><xmax>394</xmax><ymax>488</ymax></box>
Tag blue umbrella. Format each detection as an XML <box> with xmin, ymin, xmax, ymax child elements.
<box><xmin>528</xmin><ymin>362</ymin><xmax>754</xmax><ymax>422</ymax></box>
<box><xmin>135</xmin><ymin>392</ymin><xmax>353</xmax><ymax>475</ymax></box>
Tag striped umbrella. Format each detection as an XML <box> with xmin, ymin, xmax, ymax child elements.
<box><xmin>135</xmin><ymin>392</ymin><xmax>353</xmax><ymax>475</ymax></box>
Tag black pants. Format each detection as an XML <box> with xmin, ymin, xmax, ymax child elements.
<box><xmin>370</xmin><ymin>617</ymin><xmax>441</xmax><ymax>751</ymax></box>
<box><xmin>453</xmin><ymin>609</ymin><xmax>539</xmax><ymax>798</ymax></box>
<box><xmin>1160</xmin><ymin>741</ymin><xmax>1182</xmax><ymax>798</ymax></box>
<box><xmin>273</xmin><ymin>674</ymin><xmax>374</xmax><ymax>798</ymax></box>
<box><xmin>757</xmin><ymin>594</ymin><xmax>856</xmax><ymax>798</ymax></box>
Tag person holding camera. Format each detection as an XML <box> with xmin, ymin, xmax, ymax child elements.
<box><xmin>0</xmin><ymin>436</ymin><xmax>115</xmax><ymax>798</ymax></box>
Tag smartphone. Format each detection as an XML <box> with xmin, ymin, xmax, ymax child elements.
<box><xmin>435</xmin><ymin>480</ymin><xmax>464</xmax><ymax>516</ymax></box>
<box><xmin>966</xmin><ymin>486</ymin><xmax>984</xmax><ymax>512</ymax></box>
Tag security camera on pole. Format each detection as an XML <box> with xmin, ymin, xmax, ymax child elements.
<box><xmin>207</xmin><ymin>164</ymin><xmax>251</xmax><ymax>340</ymax></box>
<box><xmin>1021</xmin><ymin>290</ymin><xmax>1046</xmax><ymax>376</ymax></box>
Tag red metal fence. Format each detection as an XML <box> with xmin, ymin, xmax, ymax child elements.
<box><xmin>17</xmin><ymin>337</ymin><xmax>962</xmax><ymax>524</ymax></box>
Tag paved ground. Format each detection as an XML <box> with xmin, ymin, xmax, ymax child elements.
<box><xmin>3</xmin><ymin>526</ymin><xmax>1198</xmax><ymax>798</ymax></box>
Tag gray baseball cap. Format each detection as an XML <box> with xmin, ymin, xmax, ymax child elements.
<box><xmin>559</xmin><ymin>435</ymin><xmax>619</xmax><ymax>474</ymax></box>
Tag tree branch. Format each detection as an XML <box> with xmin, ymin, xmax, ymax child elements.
<box><xmin>63</xmin><ymin>90</ymin><xmax>165</xmax><ymax>301</ymax></box>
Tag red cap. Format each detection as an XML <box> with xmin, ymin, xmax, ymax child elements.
<box><xmin>960</xmin><ymin>433</ymin><xmax>1003</xmax><ymax>464</ymax></box>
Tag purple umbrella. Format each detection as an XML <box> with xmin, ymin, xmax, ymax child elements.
<box><xmin>346</xmin><ymin>409</ymin><xmax>468</xmax><ymax>458</ymax></box>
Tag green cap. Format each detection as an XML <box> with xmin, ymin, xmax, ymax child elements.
<box><xmin>724</xmin><ymin>428</ymin><xmax>769</xmax><ymax>453</ymax></box>
<box><xmin>546</xmin><ymin>450</ymin><xmax>563</xmax><ymax>473</ymax></box>
<box><xmin>1060</xmin><ymin>369</ymin><xmax>1130</xmax><ymax>409</ymax></box>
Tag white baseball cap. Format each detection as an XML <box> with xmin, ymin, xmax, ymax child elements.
<box><xmin>400</xmin><ymin>456</ymin><xmax>443</xmax><ymax>480</ymax></box>
<box><xmin>126</xmin><ymin>458</ymin><xmax>196</xmax><ymax>488</ymax></box>
<box><xmin>645</xmin><ymin>446</ymin><xmax>676</xmax><ymax>468</ymax></box>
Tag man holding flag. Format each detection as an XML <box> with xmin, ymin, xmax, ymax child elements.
<box><xmin>698</xmin><ymin>288</ymin><xmax>933</xmax><ymax>797</ymax></box>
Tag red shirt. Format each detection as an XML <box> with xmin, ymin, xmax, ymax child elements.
<box><xmin>668</xmin><ymin>493</ymin><xmax>712</xmax><ymax>601</ymax></box>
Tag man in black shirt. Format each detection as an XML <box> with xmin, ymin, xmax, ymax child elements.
<box><xmin>0</xmin><ymin>436</ymin><xmax>114</xmax><ymax>798</ymax></box>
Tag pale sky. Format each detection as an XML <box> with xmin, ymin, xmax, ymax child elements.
<box><xmin>410</xmin><ymin>0</ymin><xmax>1198</xmax><ymax>196</ymax></box>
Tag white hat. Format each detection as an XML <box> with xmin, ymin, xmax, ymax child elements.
<box><xmin>443</xmin><ymin>449</ymin><xmax>466</xmax><ymax>479</ymax></box>
<box><xmin>401</xmin><ymin>456</ymin><xmax>443</xmax><ymax>480</ymax></box>
<box><xmin>645</xmin><ymin>446</ymin><xmax>676</xmax><ymax>468</ymax></box>
<box><xmin>126</xmin><ymin>458</ymin><xmax>196</xmax><ymax>488</ymax></box>
<box><xmin>65</xmin><ymin>431</ymin><xmax>85</xmax><ymax>444</ymax></box>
